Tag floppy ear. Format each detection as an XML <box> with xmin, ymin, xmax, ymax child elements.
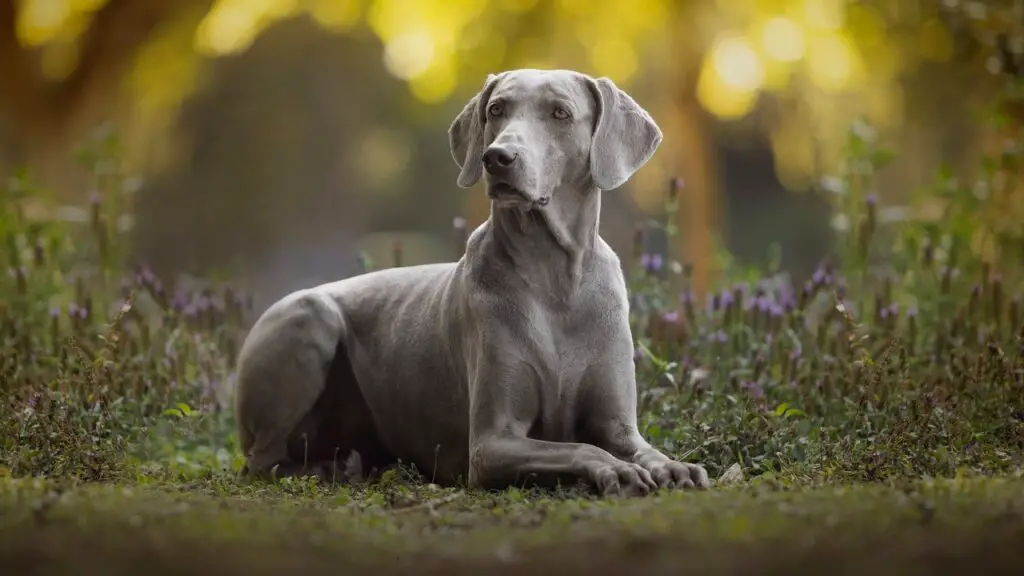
<box><xmin>448</xmin><ymin>73</ymin><xmax>502</xmax><ymax>188</ymax></box>
<box><xmin>585</xmin><ymin>76</ymin><xmax>663</xmax><ymax>191</ymax></box>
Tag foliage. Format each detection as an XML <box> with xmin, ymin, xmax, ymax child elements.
<box><xmin>2</xmin><ymin>112</ymin><xmax>1023</xmax><ymax>488</ymax></box>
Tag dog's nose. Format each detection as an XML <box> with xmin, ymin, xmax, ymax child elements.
<box><xmin>482</xmin><ymin>146</ymin><xmax>518</xmax><ymax>174</ymax></box>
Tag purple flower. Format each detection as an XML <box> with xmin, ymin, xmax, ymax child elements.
<box><xmin>183</xmin><ymin>303</ymin><xmax>198</xmax><ymax>317</ymax></box>
<box><xmin>756</xmin><ymin>296</ymin><xmax>770</xmax><ymax>313</ymax></box>
<box><xmin>171</xmin><ymin>296</ymin><xmax>187</xmax><ymax>313</ymax></box>
<box><xmin>907</xmin><ymin>306</ymin><xmax>918</xmax><ymax>318</ymax></box>
<box><xmin>716</xmin><ymin>330</ymin><xmax>728</xmax><ymax>343</ymax></box>
<box><xmin>89</xmin><ymin>191</ymin><xmax>102</xmax><ymax>205</ymax></box>
<box><xmin>640</xmin><ymin>253</ymin><xmax>663</xmax><ymax>273</ymax></box>
<box><xmin>67</xmin><ymin>303</ymin><xmax>79</xmax><ymax>316</ymax></box>
<box><xmin>720</xmin><ymin>289</ymin><xmax>734</xmax><ymax>308</ymax></box>
<box><xmin>887</xmin><ymin>303</ymin><xmax>900</xmax><ymax>318</ymax></box>
<box><xmin>49</xmin><ymin>307</ymin><xmax>60</xmax><ymax>318</ymax></box>
<box><xmin>812</xmin><ymin>268</ymin><xmax>827</xmax><ymax>285</ymax></box>
<box><xmin>741</xmin><ymin>380</ymin><xmax>764</xmax><ymax>399</ymax></box>
<box><xmin>197</xmin><ymin>295</ymin><xmax>211</xmax><ymax>312</ymax></box>
<box><xmin>865</xmin><ymin>193</ymin><xmax>878</xmax><ymax>205</ymax></box>
<box><xmin>679</xmin><ymin>290</ymin><xmax>695</xmax><ymax>305</ymax></box>
<box><xmin>662</xmin><ymin>310</ymin><xmax>680</xmax><ymax>324</ymax></box>
<box><xmin>769</xmin><ymin>304</ymin><xmax>784</xmax><ymax>317</ymax></box>
<box><xmin>781</xmin><ymin>294</ymin><xmax>797</xmax><ymax>311</ymax></box>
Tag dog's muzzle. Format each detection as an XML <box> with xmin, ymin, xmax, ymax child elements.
<box><xmin>488</xmin><ymin>181</ymin><xmax>549</xmax><ymax>208</ymax></box>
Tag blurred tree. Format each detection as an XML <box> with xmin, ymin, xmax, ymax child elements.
<box><xmin>0</xmin><ymin>0</ymin><xmax>213</xmax><ymax>198</ymax></box>
<box><xmin>3</xmin><ymin>0</ymin><xmax>1023</xmax><ymax>293</ymax></box>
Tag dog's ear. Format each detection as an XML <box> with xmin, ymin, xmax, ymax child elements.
<box><xmin>585</xmin><ymin>76</ymin><xmax>663</xmax><ymax>191</ymax></box>
<box><xmin>449</xmin><ymin>73</ymin><xmax>502</xmax><ymax>189</ymax></box>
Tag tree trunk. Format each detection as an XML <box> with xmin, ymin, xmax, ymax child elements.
<box><xmin>0</xmin><ymin>0</ymin><xmax>212</xmax><ymax>201</ymax></box>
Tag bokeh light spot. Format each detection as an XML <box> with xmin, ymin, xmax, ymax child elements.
<box><xmin>761</xmin><ymin>17</ymin><xmax>805</xmax><ymax>63</ymax></box>
<box><xmin>383</xmin><ymin>29</ymin><xmax>436</xmax><ymax>79</ymax></box>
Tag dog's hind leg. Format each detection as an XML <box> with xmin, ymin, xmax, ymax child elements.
<box><xmin>234</xmin><ymin>292</ymin><xmax>346</xmax><ymax>483</ymax></box>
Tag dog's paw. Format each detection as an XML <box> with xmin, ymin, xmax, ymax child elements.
<box><xmin>593</xmin><ymin>461</ymin><xmax>658</xmax><ymax>498</ymax></box>
<box><xmin>646</xmin><ymin>460</ymin><xmax>711</xmax><ymax>490</ymax></box>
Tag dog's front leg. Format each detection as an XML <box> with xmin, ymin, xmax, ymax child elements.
<box><xmin>469</xmin><ymin>434</ymin><xmax>658</xmax><ymax>497</ymax></box>
<box><xmin>466</xmin><ymin>356</ymin><xmax>657</xmax><ymax>497</ymax></box>
<box><xmin>581</xmin><ymin>360</ymin><xmax>711</xmax><ymax>490</ymax></box>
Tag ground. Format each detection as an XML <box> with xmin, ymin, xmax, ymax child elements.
<box><xmin>3</xmin><ymin>473</ymin><xmax>1024</xmax><ymax>575</ymax></box>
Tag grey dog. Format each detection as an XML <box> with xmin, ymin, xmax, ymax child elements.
<box><xmin>233</xmin><ymin>68</ymin><xmax>710</xmax><ymax>496</ymax></box>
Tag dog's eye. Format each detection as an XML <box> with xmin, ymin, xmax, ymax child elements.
<box><xmin>552</xmin><ymin>107</ymin><xmax>571</xmax><ymax>120</ymax></box>
<box><xmin>487</xmin><ymin>103</ymin><xmax>504</xmax><ymax>117</ymax></box>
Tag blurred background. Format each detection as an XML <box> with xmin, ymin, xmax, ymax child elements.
<box><xmin>1</xmin><ymin>0</ymin><xmax>1022</xmax><ymax>311</ymax></box>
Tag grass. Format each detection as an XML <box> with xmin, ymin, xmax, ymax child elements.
<box><xmin>4</xmin><ymin>475</ymin><xmax>1024</xmax><ymax>575</ymax></box>
<box><xmin>1</xmin><ymin>121</ymin><xmax>1024</xmax><ymax>573</ymax></box>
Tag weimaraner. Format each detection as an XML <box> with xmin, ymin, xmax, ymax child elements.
<box><xmin>234</xmin><ymin>68</ymin><xmax>711</xmax><ymax>496</ymax></box>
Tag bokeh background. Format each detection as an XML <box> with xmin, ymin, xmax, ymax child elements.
<box><xmin>1</xmin><ymin>0</ymin><xmax>1021</xmax><ymax>311</ymax></box>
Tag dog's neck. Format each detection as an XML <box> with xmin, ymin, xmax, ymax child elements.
<box><xmin>486</xmin><ymin>183</ymin><xmax>601</xmax><ymax>300</ymax></box>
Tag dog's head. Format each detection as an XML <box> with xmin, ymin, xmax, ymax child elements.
<box><xmin>448</xmin><ymin>69</ymin><xmax>663</xmax><ymax>209</ymax></box>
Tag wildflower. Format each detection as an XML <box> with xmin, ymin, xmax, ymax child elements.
<box><xmin>667</xmin><ymin>176</ymin><xmax>684</xmax><ymax>200</ymax></box>
<box><xmin>662</xmin><ymin>310</ymin><xmax>680</xmax><ymax>324</ymax></box>
<box><xmin>707</xmin><ymin>292</ymin><xmax>721</xmax><ymax>314</ymax></box>
<box><xmin>171</xmin><ymin>295</ymin><xmax>187</xmax><ymax>313</ymax></box>
<box><xmin>719</xmin><ymin>289</ymin><xmax>734</xmax><ymax>310</ymax></box>
<box><xmin>756</xmin><ymin>296</ymin><xmax>771</xmax><ymax>313</ymax></box>
<box><xmin>640</xmin><ymin>253</ymin><xmax>663</xmax><ymax>273</ymax></box>
<box><xmin>740</xmin><ymin>380</ymin><xmax>765</xmax><ymax>399</ymax></box>
<box><xmin>812</xmin><ymin>267</ymin><xmax>827</xmax><ymax>285</ymax></box>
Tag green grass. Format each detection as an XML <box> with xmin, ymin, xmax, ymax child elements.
<box><xmin>2</xmin><ymin>121</ymin><xmax>1024</xmax><ymax>574</ymax></box>
<box><xmin>4</xmin><ymin>474</ymin><xmax>1024</xmax><ymax>575</ymax></box>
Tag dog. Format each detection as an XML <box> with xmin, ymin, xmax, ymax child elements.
<box><xmin>233</xmin><ymin>69</ymin><xmax>711</xmax><ymax>496</ymax></box>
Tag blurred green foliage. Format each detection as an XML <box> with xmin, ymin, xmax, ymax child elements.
<box><xmin>2</xmin><ymin>104</ymin><xmax>1022</xmax><ymax>485</ymax></box>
